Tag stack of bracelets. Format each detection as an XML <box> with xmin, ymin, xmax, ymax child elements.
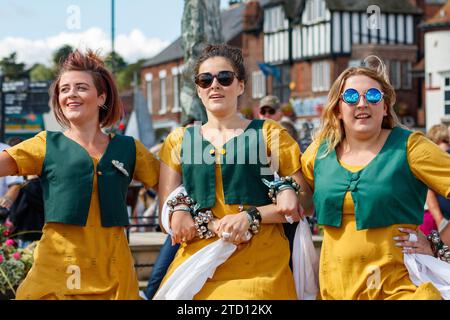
<box><xmin>262</xmin><ymin>176</ymin><xmax>301</xmax><ymax>204</ymax></box>
<box><xmin>167</xmin><ymin>193</ymin><xmax>216</xmax><ymax>239</ymax></box>
<box><xmin>427</xmin><ymin>230</ymin><xmax>450</xmax><ymax>262</ymax></box>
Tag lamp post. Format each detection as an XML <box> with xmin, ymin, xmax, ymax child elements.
<box><xmin>0</xmin><ymin>68</ymin><xmax>5</xmax><ymax>143</ymax></box>
<box><xmin>111</xmin><ymin>0</ymin><xmax>116</xmax><ymax>74</ymax></box>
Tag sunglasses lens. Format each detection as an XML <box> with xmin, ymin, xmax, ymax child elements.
<box><xmin>366</xmin><ymin>88</ymin><xmax>383</xmax><ymax>104</ymax></box>
<box><xmin>195</xmin><ymin>73</ymin><xmax>213</xmax><ymax>88</ymax></box>
<box><xmin>217</xmin><ymin>71</ymin><xmax>235</xmax><ymax>86</ymax></box>
<box><xmin>342</xmin><ymin>88</ymin><xmax>359</xmax><ymax>105</ymax></box>
<box><xmin>260</xmin><ymin>108</ymin><xmax>275</xmax><ymax>115</ymax></box>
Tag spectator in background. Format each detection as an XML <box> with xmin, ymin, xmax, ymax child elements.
<box><xmin>9</xmin><ymin>175</ymin><xmax>45</xmax><ymax>248</ymax></box>
<box><xmin>258</xmin><ymin>95</ymin><xmax>283</xmax><ymax>121</ymax></box>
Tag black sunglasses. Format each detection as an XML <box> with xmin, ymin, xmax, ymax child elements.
<box><xmin>194</xmin><ymin>71</ymin><xmax>237</xmax><ymax>89</ymax></box>
<box><xmin>260</xmin><ymin>107</ymin><xmax>276</xmax><ymax>115</ymax></box>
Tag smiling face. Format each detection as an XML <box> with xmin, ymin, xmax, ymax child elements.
<box><xmin>58</xmin><ymin>71</ymin><xmax>106</xmax><ymax>126</ymax></box>
<box><xmin>337</xmin><ymin>74</ymin><xmax>387</xmax><ymax>138</ymax></box>
<box><xmin>196</xmin><ymin>56</ymin><xmax>244</xmax><ymax>118</ymax></box>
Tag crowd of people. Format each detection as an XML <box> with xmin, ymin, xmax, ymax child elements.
<box><xmin>0</xmin><ymin>44</ymin><xmax>449</xmax><ymax>300</ymax></box>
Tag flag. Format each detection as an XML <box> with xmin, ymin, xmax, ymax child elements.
<box><xmin>257</xmin><ymin>62</ymin><xmax>281</xmax><ymax>83</ymax></box>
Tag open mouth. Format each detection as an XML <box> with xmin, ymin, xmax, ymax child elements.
<box><xmin>209</xmin><ymin>94</ymin><xmax>224</xmax><ymax>99</ymax></box>
<box><xmin>67</xmin><ymin>102</ymin><xmax>82</xmax><ymax>108</ymax></box>
<box><xmin>354</xmin><ymin>113</ymin><xmax>371</xmax><ymax>119</ymax></box>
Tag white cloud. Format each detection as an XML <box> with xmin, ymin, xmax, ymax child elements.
<box><xmin>0</xmin><ymin>27</ymin><xmax>169</xmax><ymax>67</ymax></box>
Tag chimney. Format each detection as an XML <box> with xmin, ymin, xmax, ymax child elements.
<box><xmin>243</xmin><ymin>0</ymin><xmax>263</xmax><ymax>33</ymax></box>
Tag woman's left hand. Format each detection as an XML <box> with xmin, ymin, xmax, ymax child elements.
<box><xmin>394</xmin><ymin>227</ymin><xmax>434</xmax><ymax>256</ymax></box>
<box><xmin>216</xmin><ymin>212</ymin><xmax>250</xmax><ymax>245</ymax></box>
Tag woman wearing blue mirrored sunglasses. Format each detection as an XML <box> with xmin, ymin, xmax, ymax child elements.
<box><xmin>301</xmin><ymin>56</ymin><xmax>450</xmax><ymax>300</ymax></box>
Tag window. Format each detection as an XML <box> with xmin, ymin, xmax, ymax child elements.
<box><xmin>263</xmin><ymin>5</ymin><xmax>290</xmax><ymax>63</ymax></box>
<box><xmin>445</xmin><ymin>77</ymin><xmax>450</xmax><ymax>115</ymax></box>
<box><xmin>252</xmin><ymin>71</ymin><xmax>266</xmax><ymax>99</ymax></box>
<box><xmin>389</xmin><ymin>60</ymin><xmax>401</xmax><ymax>89</ymax></box>
<box><xmin>303</xmin><ymin>0</ymin><xmax>326</xmax><ymax>24</ymax></box>
<box><xmin>312</xmin><ymin>61</ymin><xmax>330</xmax><ymax>92</ymax></box>
<box><xmin>402</xmin><ymin>61</ymin><xmax>412</xmax><ymax>89</ymax></box>
<box><xmin>159</xmin><ymin>70</ymin><xmax>167</xmax><ymax>114</ymax></box>
<box><xmin>264</xmin><ymin>6</ymin><xmax>288</xmax><ymax>33</ymax></box>
<box><xmin>171</xmin><ymin>66</ymin><xmax>181</xmax><ymax>113</ymax></box>
<box><xmin>145</xmin><ymin>73</ymin><xmax>153</xmax><ymax>114</ymax></box>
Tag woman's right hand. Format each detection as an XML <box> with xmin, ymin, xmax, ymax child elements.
<box><xmin>170</xmin><ymin>211</ymin><xmax>197</xmax><ymax>245</ymax></box>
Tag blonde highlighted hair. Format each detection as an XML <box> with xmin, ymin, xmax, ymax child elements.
<box><xmin>314</xmin><ymin>56</ymin><xmax>400</xmax><ymax>156</ymax></box>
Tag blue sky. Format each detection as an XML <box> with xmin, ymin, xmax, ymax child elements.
<box><xmin>0</xmin><ymin>0</ymin><xmax>229</xmax><ymax>65</ymax></box>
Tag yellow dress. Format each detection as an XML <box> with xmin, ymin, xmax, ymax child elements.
<box><xmin>159</xmin><ymin>120</ymin><xmax>299</xmax><ymax>299</ymax></box>
<box><xmin>5</xmin><ymin>131</ymin><xmax>160</xmax><ymax>300</ymax></box>
<box><xmin>301</xmin><ymin>132</ymin><xmax>450</xmax><ymax>300</ymax></box>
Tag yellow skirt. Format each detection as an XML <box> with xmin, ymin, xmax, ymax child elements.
<box><xmin>162</xmin><ymin>224</ymin><xmax>297</xmax><ymax>300</ymax></box>
<box><xmin>16</xmin><ymin>205</ymin><xmax>140</xmax><ymax>300</ymax></box>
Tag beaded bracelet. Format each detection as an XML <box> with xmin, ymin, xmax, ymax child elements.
<box><xmin>167</xmin><ymin>193</ymin><xmax>196</xmax><ymax>225</ymax></box>
<box><xmin>262</xmin><ymin>176</ymin><xmax>301</xmax><ymax>204</ymax></box>
<box><xmin>427</xmin><ymin>230</ymin><xmax>450</xmax><ymax>262</ymax></box>
<box><xmin>193</xmin><ymin>210</ymin><xmax>216</xmax><ymax>239</ymax></box>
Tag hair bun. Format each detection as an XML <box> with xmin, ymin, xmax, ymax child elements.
<box><xmin>362</xmin><ymin>55</ymin><xmax>390</xmax><ymax>84</ymax></box>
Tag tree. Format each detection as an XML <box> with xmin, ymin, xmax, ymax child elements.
<box><xmin>52</xmin><ymin>44</ymin><xmax>74</xmax><ymax>67</ymax></box>
<box><xmin>104</xmin><ymin>51</ymin><xmax>127</xmax><ymax>74</ymax></box>
<box><xmin>116</xmin><ymin>59</ymin><xmax>146</xmax><ymax>91</ymax></box>
<box><xmin>29</xmin><ymin>63</ymin><xmax>54</xmax><ymax>81</ymax></box>
<box><xmin>0</xmin><ymin>52</ymin><xmax>28</xmax><ymax>80</ymax></box>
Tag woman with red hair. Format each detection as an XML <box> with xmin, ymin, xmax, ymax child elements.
<box><xmin>0</xmin><ymin>50</ymin><xmax>159</xmax><ymax>299</ymax></box>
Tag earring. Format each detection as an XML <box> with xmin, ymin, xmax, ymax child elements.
<box><xmin>100</xmin><ymin>104</ymin><xmax>108</xmax><ymax>110</ymax></box>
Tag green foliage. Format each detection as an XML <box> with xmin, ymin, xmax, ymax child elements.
<box><xmin>115</xmin><ymin>59</ymin><xmax>146</xmax><ymax>91</ymax></box>
<box><xmin>52</xmin><ymin>44</ymin><xmax>74</xmax><ymax>67</ymax></box>
<box><xmin>0</xmin><ymin>53</ymin><xmax>28</xmax><ymax>80</ymax></box>
<box><xmin>0</xmin><ymin>223</ymin><xmax>36</xmax><ymax>295</ymax></box>
<box><xmin>29</xmin><ymin>63</ymin><xmax>54</xmax><ymax>81</ymax></box>
<box><xmin>105</xmin><ymin>51</ymin><xmax>127</xmax><ymax>74</ymax></box>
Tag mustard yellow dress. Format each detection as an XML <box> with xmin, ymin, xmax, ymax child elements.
<box><xmin>6</xmin><ymin>131</ymin><xmax>160</xmax><ymax>300</ymax></box>
<box><xmin>159</xmin><ymin>120</ymin><xmax>299</xmax><ymax>299</ymax></box>
<box><xmin>301</xmin><ymin>132</ymin><xmax>450</xmax><ymax>300</ymax></box>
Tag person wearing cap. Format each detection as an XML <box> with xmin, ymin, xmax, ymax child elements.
<box><xmin>258</xmin><ymin>95</ymin><xmax>283</xmax><ymax>121</ymax></box>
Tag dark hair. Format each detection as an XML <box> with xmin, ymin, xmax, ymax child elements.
<box><xmin>7</xmin><ymin>137</ymin><xmax>24</xmax><ymax>147</ymax></box>
<box><xmin>49</xmin><ymin>49</ymin><xmax>122</xmax><ymax>128</ymax></box>
<box><xmin>194</xmin><ymin>44</ymin><xmax>246</xmax><ymax>83</ymax></box>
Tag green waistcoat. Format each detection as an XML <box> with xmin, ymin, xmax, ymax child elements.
<box><xmin>41</xmin><ymin>131</ymin><xmax>136</xmax><ymax>227</ymax></box>
<box><xmin>181</xmin><ymin>119</ymin><xmax>274</xmax><ymax>210</ymax></box>
<box><xmin>313</xmin><ymin>126</ymin><xmax>427</xmax><ymax>230</ymax></box>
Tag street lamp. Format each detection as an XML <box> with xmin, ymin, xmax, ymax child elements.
<box><xmin>0</xmin><ymin>68</ymin><xmax>5</xmax><ymax>143</ymax></box>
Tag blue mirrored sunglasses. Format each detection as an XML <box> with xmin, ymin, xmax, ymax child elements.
<box><xmin>341</xmin><ymin>88</ymin><xmax>384</xmax><ymax>105</ymax></box>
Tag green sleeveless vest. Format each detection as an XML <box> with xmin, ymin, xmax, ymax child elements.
<box><xmin>41</xmin><ymin>131</ymin><xmax>136</xmax><ymax>227</ymax></box>
<box><xmin>181</xmin><ymin>119</ymin><xmax>274</xmax><ymax>210</ymax></box>
<box><xmin>313</xmin><ymin>127</ymin><xmax>427</xmax><ymax>230</ymax></box>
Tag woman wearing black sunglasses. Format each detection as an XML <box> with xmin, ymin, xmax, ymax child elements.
<box><xmin>157</xmin><ymin>44</ymin><xmax>313</xmax><ymax>299</ymax></box>
<box><xmin>301</xmin><ymin>56</ymin><xmax>450</xmax><ymax>299</ymax></box>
